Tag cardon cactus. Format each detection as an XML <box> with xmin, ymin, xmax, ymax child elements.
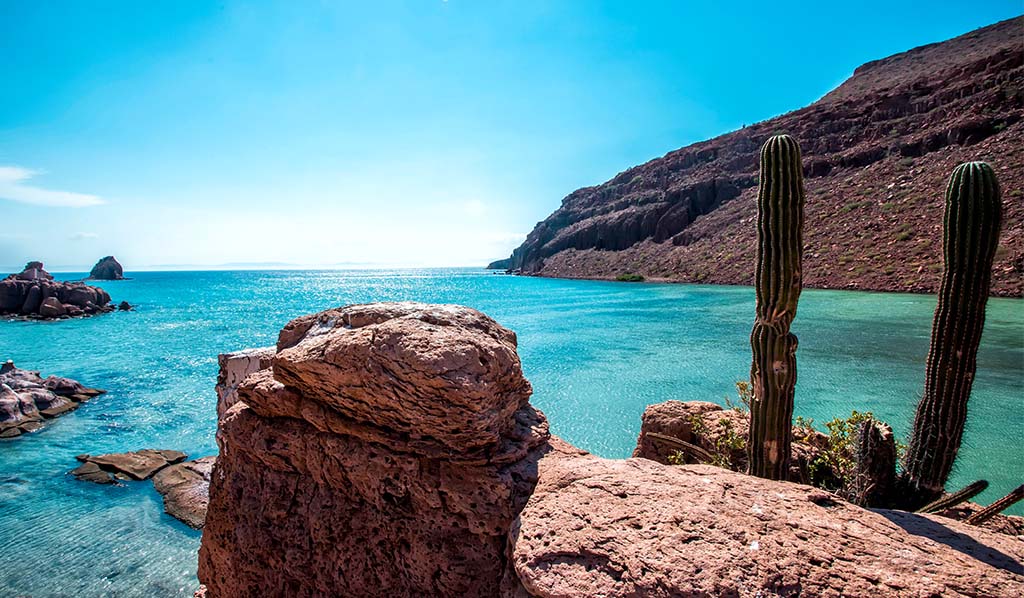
<box><xmin>747</xmin><ymin>134</ymin><xmax>805</xmax><ymax>480</ymax></box>
<box><xmin>904</xmin><ymin>162</ymin><xmax>1003</xmax><ymax>503</ymax></box>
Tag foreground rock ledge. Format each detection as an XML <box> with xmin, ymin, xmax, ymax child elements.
<box><xmin>512</xmin><ymin>451</ymin><xmax>1024</xmax><ymax>598</ymax></box>
<box><xmin>198</xmin><ymin>303</ymin><xmax>1023</xmax><ymax>598</ymax></box>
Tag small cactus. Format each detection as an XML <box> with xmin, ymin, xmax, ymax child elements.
<box><xmin>903</xmin><ymin>162</ymin><xmax>1003</xmax><ymax>503</ymax></box>
<box><xmin>747</xmin><ymin>134</ymin><xmax>805</xmax><ymax>480</ymax></box>
<box><xmin>917</xmin><ymin>480</ymin><xmax>989</xmax><ymax>514</ymax></box>
<box><xmin>965</xmin><ymin>484</ymin><xmax>1024</xmax><ymax>525</ymax></box>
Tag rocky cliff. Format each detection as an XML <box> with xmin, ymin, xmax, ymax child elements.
<box><xmin>197</xmin><ymin>302</ymin><xmax>1024</xmax><ymax>597</ymax></box>
<box><xmin>493</xmin><ymin>17</ymin><xmax>1023</xmax><ymax>296</ymax></box>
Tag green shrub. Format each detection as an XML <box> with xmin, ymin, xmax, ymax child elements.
<box><xmin>615</xmin><ymin>273</ymin><xmax>645</xmax><ymax>282</ymax></box>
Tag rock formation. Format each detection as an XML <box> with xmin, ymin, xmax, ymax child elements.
<box><xmin>88</xmin><ymin>256</ymin><xmax>125</xmax><ymax>280</ymax></box>
<box><xmin>198</xmin><ymin>303</ymin><xmax>1023</xmax><ymax>597</ymax></box>
<box><xmin>0</xmin><ymin>362</ymin><xmax>105</xmax><ymax>438</ymax></box>
<box><xmin>492</xmin><ymin>17</ymin><xmax>1023</xmax><ymax>297</ymax></box>
<box><xmin>72</xmin><ymin>449</ymin><xmax>187</xmax><ymax>482</ymax></box>
<box><xmin>0</xmin><ymin>261</ymin><xmax>115</xmax><ymax>319</ymax></box>
<box><xmin>199</xmin><ymin>302</ymin><xmax>549</xmax><ymax>597</ymax></box>
<box><xmin>512</xmin><ymin>452</ymin><xmax>1024</xmax><ymax>597</ymax></box>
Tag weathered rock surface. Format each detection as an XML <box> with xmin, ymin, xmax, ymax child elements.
<box><xmin>199</xmin><ymin>302</ymin><xmax>549</xmax><ymax>597</ymax></box>
<box><xmin>73</xmin><ymin>449</ymin><xmax>187</xmax><ymax>482</ymax></box>
<box><xmin>493</xmin><ymin>18</ymin><xmax>1024</xmax><ymax>296</ymax></box>
<box><xmin>512</xmin><ymin>453</ymin><xmax>1024</xmax><ymax>597</ymax></box>
<box><xmin>0</xmin><ymin>362</ymin><xmax>104</xmax><ymax>438</ymax></box>
<box><xmin>214</xmin><ymin>347</ymin><xmax>274</xmax><ymax>419</ymax></box>
<box><xmin>0</xmin><ymin>261</ymin><xmax>115</xmax><ymax>320</ymax></box>
<box><xmin>153</xmin><ymin>456</ymin><xmax>215</xmax><ymax>529</ymax></box>
<box><xmin>199</xmin><ymin>304</ymin><xmax>1023</xmax><ymax>597</ymax></box>
<box><xmin>87</xmin><ymin>256</ymin><xmax>125</xmax><ymax>280</ymax></box>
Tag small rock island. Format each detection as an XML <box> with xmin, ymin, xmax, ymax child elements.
<box><xmin>87</xmin><ymin>256</ymin><xmax>125</xmax><ymax>280</ymax></box>
<box><xmin>0</xmin><ymin>261</ymin><xmax>115</xmax><ymax>319</ymax></box>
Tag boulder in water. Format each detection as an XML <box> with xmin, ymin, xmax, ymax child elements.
<box><xmin>88</xmin><ymin>256</ymin><xmax>125</xmax><ymax>280</ymax></box>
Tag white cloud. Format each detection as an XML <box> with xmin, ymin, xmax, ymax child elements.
<box><xmin>0</xmin><ymin>166</ymin><xmax>105</xmax><ymax>207</ymax></box>
<box><xmin>69</xmin><ymin>232</ymin><xmax>99</xmax><ymax>241</ymax></box>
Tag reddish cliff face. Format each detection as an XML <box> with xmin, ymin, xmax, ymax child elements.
<box><xmin>496</xmin><ymin>17</ymin><xmax>1023</xmax><ymax>296</ymax></box>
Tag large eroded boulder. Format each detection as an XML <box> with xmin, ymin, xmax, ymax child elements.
<box><xmin>512</xmin><ymin>451</ymin><xmax>1024</xmax><ymax>597</ymax></box>
<box><xmin>198</xmin><ymin>302</ymin><xmax>550</xmax><ymax>597</ymax></box>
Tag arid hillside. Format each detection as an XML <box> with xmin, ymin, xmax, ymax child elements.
<box><xmin>492</xmin><ymin>17</ymin><xmax>1023</xmax><ymax>296</ymax></box>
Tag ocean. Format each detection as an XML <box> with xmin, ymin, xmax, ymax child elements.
<box><xmin>1</xmin><ymin>268</ymin><xmax>1021</xmax><ymax>596</ymax></box>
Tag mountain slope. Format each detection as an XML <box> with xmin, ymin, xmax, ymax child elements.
<box><xmin>493</xmin><ymin>17</ymin><xmax>1023</xmax><ymax>297</ymax></box>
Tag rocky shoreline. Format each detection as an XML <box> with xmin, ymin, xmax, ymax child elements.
<box><xmin>0</xmin><ymin>361</ymin><xmax>105</xmax><ymax>438</ymax></box>
<box><xmin>0</xmin><ymin>261</ymin><xmax>117</xmax><ymax>320</ymax></box>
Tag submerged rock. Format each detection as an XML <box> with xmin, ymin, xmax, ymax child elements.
<box><xmin>73</xmin><ymin>449</ymin><xmax>187</xmax><ymax>482</ymax></box>
<box><xmin>88</xmin><ymin>256</ymin><xmax>125</xmax><ymax>280</ymax></box>
<box><xmin>0</xmin><ymin>363</ymin><xmax>104</xmax><ymax>438</ymax></box>
<box><xmin>0</xmin><ymin>261</ymin><xmax>115</xmax><ymax>320</ymax></box>
<box><xmin>153</xmin><ymin>456</ymin><xmax>215</xmax><ymax>529</ymax></box>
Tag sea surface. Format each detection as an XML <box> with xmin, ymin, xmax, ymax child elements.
<box><xmin>1</xmin><ymin>268</ymin><xmax>1022</xmax><ymax>596</ymax></box>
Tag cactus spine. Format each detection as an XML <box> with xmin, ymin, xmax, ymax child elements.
<box><xmin>904</xmin><ymin>162</ymin><xmax>1002</xmax><ymax>503</ymax></box>
<box><xmin>747</xmin><ymin>134</ymin><xmax>805</xmax><ymax>480</ymax></box>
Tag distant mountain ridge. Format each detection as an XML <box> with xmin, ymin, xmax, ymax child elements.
<box><xmin>492</xmin><ymin>17</ymin><xmax>1023</xmax><ymax>296</ymax></box>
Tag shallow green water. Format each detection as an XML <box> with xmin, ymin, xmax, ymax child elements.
<box><xmin>1</xmin><ymin>269</ymin><xmax>1021</xmax><ymax>596</ymax></box>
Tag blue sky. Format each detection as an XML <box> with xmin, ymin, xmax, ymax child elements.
<box><xmin>1</xmin><ymin>1</ymin><xmax>1020</xmax><ymax>270</ymax></box>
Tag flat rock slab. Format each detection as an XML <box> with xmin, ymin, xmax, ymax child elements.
<box><xmin>513</xmin><ymin>453</ymin><xmax>1024</xmax><ymax>598</ymax></box>
<box><xmin>153</xmin><ymin>456</ymin><xmax>215</xmax><ymax>529</ymax></box>
<box><xmin>75</xmin><ymin>449</ymin><xmax>187</xmax><ymax>482</ymax></box>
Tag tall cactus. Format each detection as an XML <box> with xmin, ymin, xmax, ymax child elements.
<box><xmin>903</xmin><ymin>162</ymin><xmax>1003</xmax><ymax>503</ymax></box>
<box><xmin>747</xmin><ymin>134</ymin><xmax>805</xmax><ymax>480</ymax></box>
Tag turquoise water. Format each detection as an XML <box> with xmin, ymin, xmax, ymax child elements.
<box><xmin>1</xmin><ymin>268</ymin><xmax>1021</xmax><ymax>596</ymax></box>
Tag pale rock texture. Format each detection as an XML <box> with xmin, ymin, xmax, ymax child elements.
<box><xmin>214</xmin><ymin>347</ymin><xmax>274</xmax><ymax>419</ymax></box>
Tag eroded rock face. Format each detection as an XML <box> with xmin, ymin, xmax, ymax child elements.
<box><xmin>0</xmin><ymin>262</ymin><xmax>115</xmax><ymax>320</ymax></box>
<box><xmin>512</xmin><ymin>453</ymin><xmax>1024</xmax><ymax>597</ymax></box>
<box><xmin>88</xmin><ymin>256</ymin><xmax>125</xmax><ymax>280</ymax></box>
<box><xmin>199</xmin><ymin>302</ymin><xmax>550</xmax><ymax>597</ymax></box>
<box><xmin>0</xmin><ymin>363</ymin><xmax>104</xmax><ymax>438</ymax></box>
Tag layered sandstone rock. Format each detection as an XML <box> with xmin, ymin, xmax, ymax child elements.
<box><xmin>199</xmin><ymin>302</ymin><xmax>550</xmax><ymax>597</ymax></box>
<box><xmin>0</xmin><ymin>261</ymin><xmax>115</xmax><ymax>320</ymax></box>
<box><xmin>511</xmin><ymin>454</ymin><xmax>1024</xmax><ymax>597</ymax></box>
<box><xmin>87</xmin><ymin>256</ymin><xmax>125</xmax><ymax>280</ymax></box>
<box><xmin>72</xmin><ymin>449</ymin><xmax>187</xmax><ymax>482</ymax></box>
<box><xmin>0</xmin><ymin>362</ymin><xmax>105</xmax><ymax>438</ymax></box>
<box><xmin>153</xmin><ymin>456</ymin><xmax>215</xmax><ymax>529</ymax></box>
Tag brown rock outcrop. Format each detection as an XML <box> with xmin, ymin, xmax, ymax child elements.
<box><xmin>512</xmin><ymin>454</ymin><xmax>1024</xmax><ymax>597</ymax></box>
<box><xmin>494</xmin><ymin>17</ymin><xmax>1024</xmax><ymax>296</ymax></box>
<box><xmin>0</xmin><ymin>362</ymin><xmax>105</xmax><ymax>438</ymax></box>
<box><xmin>198</xmin><ymin>302</ymin><xmax>550</xmax><ymax>597</ymax></box>
<box><xmin>633</xmin><ymin>400</ymin><xmax>829</xmax><ymax>483</ymax></box>
<box><xmin>0</xmin><ymin>261</ymin><xmax>115</xmax><ymax>319</ymax></box>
